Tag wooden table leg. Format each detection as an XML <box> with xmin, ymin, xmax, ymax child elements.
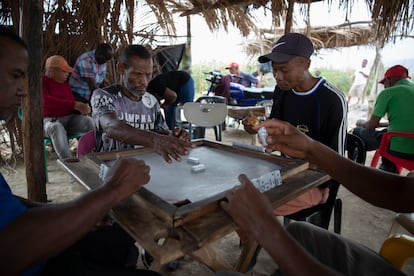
<box><xmin>235</xmin><ymin>239</ymin><xmax>259</xmax><ymax>273</ymax></box>
<box><xmin>148</xmin><ymin>259</ymin><xmax>162</xmax><ymax>272</ymax></box>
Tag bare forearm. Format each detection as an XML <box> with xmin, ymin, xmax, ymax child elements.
<box><xmin>164</xmin><ymin>88</ymin><xmax>177</xmax><ymax>105</ymax></box>
<box><xmin>378</xmin><ymin>121</ymin><xmax>389</xmax><ymax>128</ymax></box>
<box><xmin>261</xmin><ymin>118</ymin><xmax>413</xmax><ymax>212</ymax></box>
<box><xmin>307</xmin><ymin>141</ymin><xmax>414</xmax><ymax>212</ymax></box>
<box><xmin>355</xmin><ymin>120</ymin><xmax>372</xmax><ymax>129</ymax></box>
<box><xmin>104</xmin><ymin>120</ymin><xmax>158</xmax><ymax>148</ymax></box>
<box><xmin>86</xmin><ymin>77</ymin><xmax>99</xmax><ymax>91</ymax></box>
<box><xmin>15</xmin><ymin>195</ymin><xmax>46</xmax><ymax>208</ymax></box>
<box><xmin>356</xmin><ymin>115</ymin><xmax>381</xmax><ymax>130</ymax></box>
<box><xmin>0</xmin><ymin>186</ymin><xmax>118</xmax><ymax>274</ymax></box>
<box><xmin>163</xmin><ymin>95</ymin><xmax>176</xmax><ymax>106</ymax></box>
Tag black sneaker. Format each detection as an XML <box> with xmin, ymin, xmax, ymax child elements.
<box><xmin>379</xmin><ymin>162</ymin><xmax>399</xmax><ymax>174</ymax></box>
<box><xmin>167</xmin><ymin>260</ymin><xmax>180</xmax><ymax>271</ymax></box>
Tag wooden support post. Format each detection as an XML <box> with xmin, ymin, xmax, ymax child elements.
<box><xmin>285</xmin><ymin>0</ymin><xmax>295</xmax><ymax>34</ymax></box>
<box><xmin>22</xmin><ymin>0</ymin><xmax>47</xmax><ymax>201</ymax></box>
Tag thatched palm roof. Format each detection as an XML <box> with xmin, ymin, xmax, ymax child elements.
<box><xmin>245</xmin><ymin>22</ymin><xmax>376</xmax><ymax>56</ymax></box>
<box><xmin>169</xmin><ymin>0</ymin><xmax>412</xmax><ymax>47</ymax></box>
<box><xmin>1</xmin><ymin>0</ymin><xmax>412</xmax><ymax>59</ymax></box>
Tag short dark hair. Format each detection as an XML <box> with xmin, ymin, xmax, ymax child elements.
<box><xmin>95</xmin><ymin>43</ymin><xmax>113</xmax><ymax>55</ymax></box>
<box><xmin>0</xmin><ymin>25</ymin><xmax>28</xmax><ymax>57</ymax></box>
<box><xmin>120</xmin><ymin>44</ymin><xmax>151</xmax><ymax>68</ymax></box>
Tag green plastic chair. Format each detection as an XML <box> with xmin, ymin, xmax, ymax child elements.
<box><xmin>18</xmin><ymin>107</ymin><xmax>84</xmax><ymax>182</ymax></box>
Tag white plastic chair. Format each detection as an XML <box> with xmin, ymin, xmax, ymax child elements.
<box><xmin>183</xmin><ymin>102</ymin><xmax>227</xmax><ymax>141</ymax></box>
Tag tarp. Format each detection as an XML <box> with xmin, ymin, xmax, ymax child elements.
<box><xmin>154</xmin><ymin>44</ymin><xmax>186</xmax><ymax>73</ymax></box>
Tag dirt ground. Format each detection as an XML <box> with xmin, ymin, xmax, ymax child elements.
<box><xmin>2</xmin><ymin>103</ymin><xmax>413</xmax><ymax>275</ymax></box>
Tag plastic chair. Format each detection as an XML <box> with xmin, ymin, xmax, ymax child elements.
<box><xmin>379</xmin><ymin>234</ymin><xmax>414</xmax><ymax>270</ymax></box>
<box><xmin>196</xmin><ymin>96</ymin><xmax>227</xmax><ymax>141</ymax></box>
<box><xmin>387</xmin><ymin>172</ymin><xmax>414</xmax><ymax>238</ymax></box>
<box><xmin>17</xmin><ymin>107</ymin><xmax>84</xmax><ymax>182</ymax></box>
<box><xmin>174</xmin><ymin>105</ymin><xmax>206</xmax><ymax>139</ymax></box>
<box><xmin>76</xmin><ymin>130</ymin><xmax>96</xmax><ymax>157</ymax></box>
<box><xmin>195</xmin><ymin>95</ymin><xmax>226</xmax><ymax>104</ymax></box>
<box><xmin>370</xmin><ymin>131</ymin><xmax>414</xmax><ymax>174</ymax></box>
<box><xmin>345</xmin><ymin>133</ymin><xmax>367</xmax><ymax>165</ymax></box>
<box><xmin>183</xmin><ymin>101</ymin><xmax>227</xmax><ymax>141</ymax></box>
<box><xmin>381</xmin><ymin>172</ymin><xmax>414</xmax><ymax>270</ymax></box>
<box><xmin>283</xmin><ymin>133</ymin><xmax>367</xmax><ymax>234</ymax></box>
<box><xmin>174</xmin><ymin>96</ymin><xmax>227</xmax><ymax>141</ymax></box>
<box><xmin>388</xmin><ymin>213</ymin><xmax>414</xmax><ymax>236</ymax></box>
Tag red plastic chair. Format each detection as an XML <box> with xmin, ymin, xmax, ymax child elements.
<box><xmin>76</xmin><ymin>130</ymin><xmax>96</xmax><ymax>157</ymax></box>
<box><xmin>370</xmin><ymin>131</ymin><xmax>414</xmax><ymax>174</ymax></box>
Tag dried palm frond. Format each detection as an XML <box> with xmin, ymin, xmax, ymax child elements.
<box><xmin>245</xmin><ymin>22</ymin><xmax>375</xmax><ymax>57</ymax></box>
<box><xmin>368</xmin><ymin>0</ymin><xmax>414</xmax><ymax>46</ymax></box>
<box><xmin>2</xmin><ymin>0</ymin><xmax>412</xmax><ymax>59</ymax></box>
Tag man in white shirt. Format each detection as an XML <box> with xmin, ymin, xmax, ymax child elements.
<box><xmin>347</xmin><ymin>59</ymin><xmax>370</xmax><ymax>105</ymax></box>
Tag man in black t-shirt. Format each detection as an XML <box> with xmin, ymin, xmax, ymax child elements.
<box><xmin>147</xmin><ymin>70</ymin><xmax>195</xmax><ymax>129</ymax></box>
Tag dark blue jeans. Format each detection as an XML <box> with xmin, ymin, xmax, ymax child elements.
<box><xmin>352</xmin><ymin>127</ymin><xmax>386</xmax><ymax>151</ymax></box>
<box><xmin>166</xmin><ymin>77</ymin><xmax>195</xmax><ymax>129</ymax></box>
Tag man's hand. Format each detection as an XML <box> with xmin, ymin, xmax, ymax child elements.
<box><xmin>170</xmin><ymin>126</ymin><xmax>191</xmax><ymax>141</ymax></box>
<box><xmin>356</xmin><ymin>115</ymin><xmax>384</xmax><ymax>129</ymax></box>
<box><xmin>220</xmin><ymin>174</ymin><xmax>275</xmax><ymax>238</ymax></box>
<box><xmin>355</xmin><ymin>119</ymin><xmax>367</xmax><ymax>127</ymax></box>
<box><xmin>91</xmin><ymin>214</ymin><xmax>113</xmax><ymax>231</ymax></box>
<box><xmin>254</xmin><ymin>119</ymin><xmax>315</xmax><ymax>160</ymax></box>
<box><xmin>153</xmin><ymin>134</ymin><xmax>193</xmax><ymax>163</ymax></box>
<box><xmin>160</xmin><ymin>102</ymin><xmax>169</xmax><ymax>109</ymax></box>
<box><xmin>103</xmin><ymin>158</ymin><xmax>150</xmax><ymax>202</ymax></box>
<box><xmin>242</xmin><ymin>116</ymin><xmax>259</xmax><ymax>134</ymax></box>
<box><xmin>74</xmin><ymin>101</ymin><xmax>91</xmax><ymax>115</ymax></box>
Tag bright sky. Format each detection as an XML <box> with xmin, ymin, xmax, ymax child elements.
<box><xmin>184</xmin><ymin>1</ymin><xmax>414</xmax><ymax>72</ymax></box>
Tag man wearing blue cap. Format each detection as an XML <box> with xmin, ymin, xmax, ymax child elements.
<box><xmin>244</xmin><ymin>33</ymin><xmax>347</xmax><ymax>219</ymax></box>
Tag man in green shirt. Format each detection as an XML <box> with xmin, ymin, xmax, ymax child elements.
<box><xmin>353</xmin><ymin>64</ymin><xmax>414</xmax><ymax>173</ymax></box>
